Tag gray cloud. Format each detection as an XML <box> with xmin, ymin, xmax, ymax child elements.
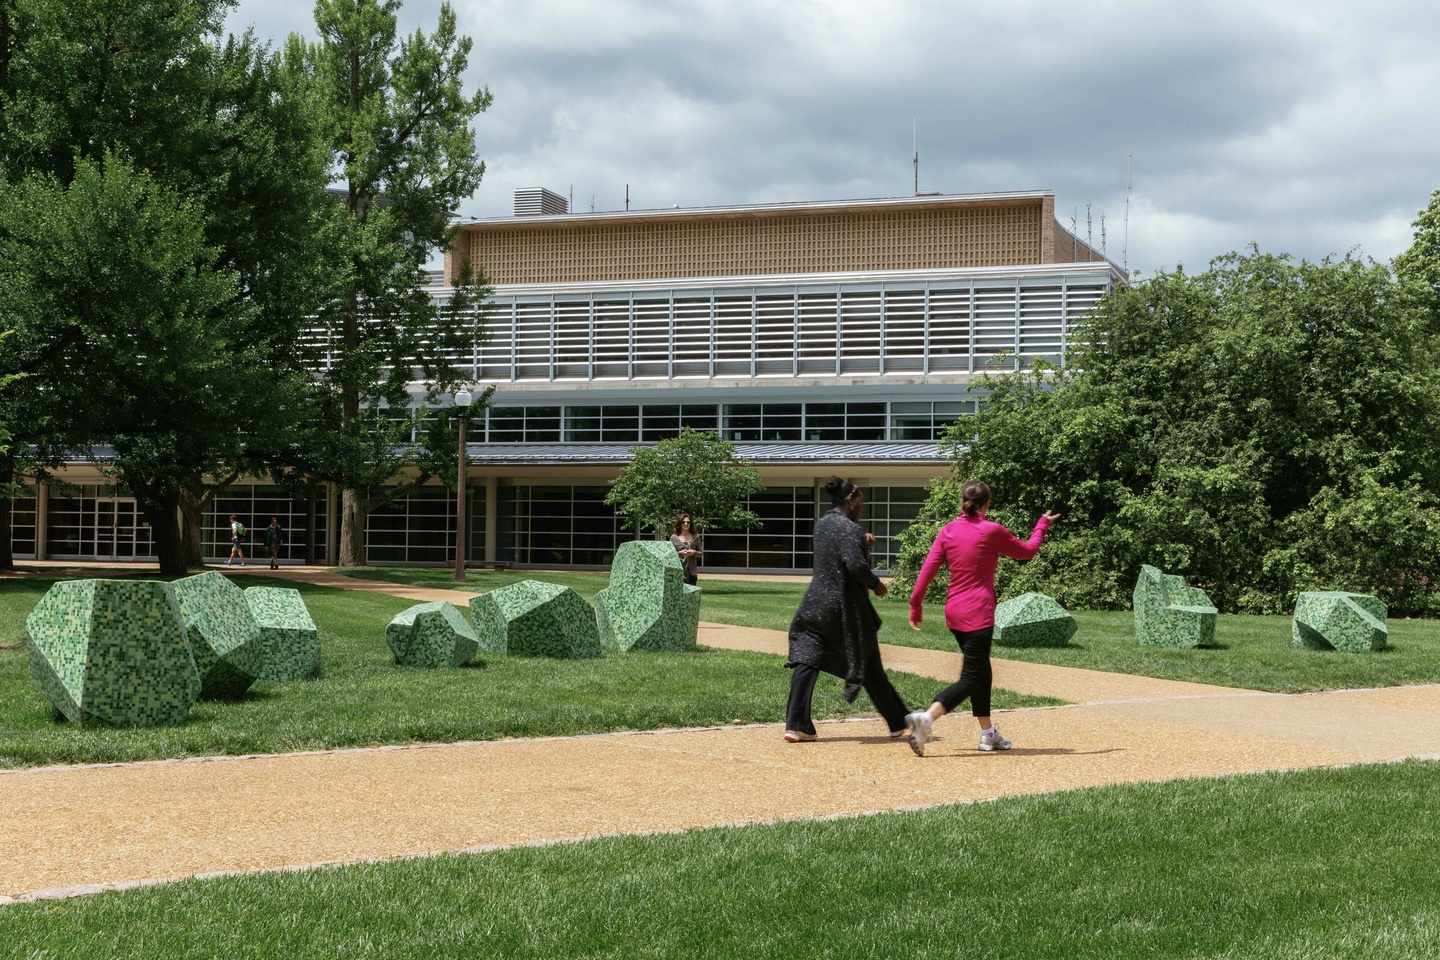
<box><xmin>228</xmin><ymin>0</ymin><xmax>1440</xmax><ymax>276</ymax></box>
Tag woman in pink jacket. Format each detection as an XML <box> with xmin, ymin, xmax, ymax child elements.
<box><xmin>904</xmin><ymin>481</ymin><xmax>1059</xmax><ymax>757</ymax></box>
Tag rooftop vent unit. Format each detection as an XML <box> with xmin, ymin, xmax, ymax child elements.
<box><xmin>514</xmin><ymin>187</ymin><xmax>568</xmax><ymax>216</ymax></box>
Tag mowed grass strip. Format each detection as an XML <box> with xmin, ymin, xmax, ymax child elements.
<box><xmin>0</xmin><ymin>577</ymin><xmax>1053</xmax><ymax>768</ymax></box>
<box><xmin>5</xmin><ymin>761</ymin><xmax>1439</xmax><ymax>959</ymax></box>
<box><xmin>348</xmin><ymin>566</ymin><xmax>1440</xmax><ymax>693</ymax></box>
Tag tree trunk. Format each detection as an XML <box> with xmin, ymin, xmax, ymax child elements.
<box><xmin>338</xmin><ymin>486</ymin><xmax>367</xmax><ymax>567</ymax></box>
<box><xmin>0</xmin><ymin>459</ymin><xmax>14</xmax><ymax>569</ymax></box>
<box><xmin>178</xmin><ymin>487</ymin><xmax>205</xmax><ymax>568</ymax></box>
<box><xmin>138</xmin><ymin>496</ymin><xmax>188</xmax><ymax>577</ymax></box>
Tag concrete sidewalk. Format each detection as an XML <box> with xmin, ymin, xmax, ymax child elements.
<box><xmin>3</xmin><ymin>564</ymin><xmax>1439</xmax><ymax>904</ymax></box>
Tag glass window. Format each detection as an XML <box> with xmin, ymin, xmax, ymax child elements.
<box><xmin>488</xmin><ymin>407</ymin><xmax>525</xmax><ymax>443</ymax></box>
<box><xmin>600</xmin><ymin>405</ymin><xmax>640</xmax><ymax>442</ymax></box>
<box><xmin>565</xmin><ymin>406</ymin><xmax>602</xmax><ymax>442</ymax></box>
<box><xmin>525</xmin><ymin>406</ymin><xmax>561</xmax><ymax>442</ymax></box>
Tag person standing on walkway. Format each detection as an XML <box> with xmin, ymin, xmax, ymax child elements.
<box><xmin>784</xmin><ymin>477</ymin><xmax>911</xmax><ymax>743</ymax></box>
<box><xmin>904</xmin><ymin>481</ymin><xmax>1059</xmax><ymax>756</ymax></box>
<box><xmin>670</xmin><ymin>512</ymin><xmax>702</xmax><ymax>586</ymax></box>
<box><xmin>264</xmin><ymin>517</ymin><xmax>285</xmax><ymax>570</ymax></box>
<box><xmin>226</xmin><ymin>515</ymin><xmax>247</xmax><ymax>567</ymax></box>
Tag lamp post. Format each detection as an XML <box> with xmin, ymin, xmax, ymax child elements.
<box><xmin>452</xmin><ymin>388</ymin><xmax>473</xmax><ymax>583</ymax></box>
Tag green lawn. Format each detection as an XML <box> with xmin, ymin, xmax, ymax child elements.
<box><xmin>346</xmin><ymin>567</ymin><xmax>1440</xmax><ymax>693</ymax></box>
<box><xmin>0</xmin><ymin>576</ymin><xmax>1053</xmax><ymax>768</ymax></box>
<box><xmin>5</xmin><ymin>760</ymin><xmax>1438</xmax><ymax>958</ymax></box>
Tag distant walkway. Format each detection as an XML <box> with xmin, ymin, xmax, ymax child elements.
<box><xmin>3</xmin><ymin>564</ymin><xmax>1440</xmax><ymax>904</ymax></box>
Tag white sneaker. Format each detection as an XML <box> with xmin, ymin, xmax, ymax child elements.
<box><xmin>904</xmin><ymin>711</ymin><xmax>933</xmax><ymax>757</ymax></box>
<box><xmin>978</xmin><ymin>727</ymin><xmax>1012</xmax><ymax>751</ymax></box>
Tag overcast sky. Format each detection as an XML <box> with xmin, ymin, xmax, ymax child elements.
<box><xmin>227</xmin><ymin>0</ymin><xmax>1440</xmax><ymax>279</ymax></box>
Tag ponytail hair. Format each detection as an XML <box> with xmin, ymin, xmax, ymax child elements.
<box><xmin>824</xmin><ymin>476</ymin><xmax>860</xmax><ymax>506</ymax></box>
<box><xmin>961</xmin><ymin>481</ymin><xmax>991</xmax><ymax>517</ymax></box>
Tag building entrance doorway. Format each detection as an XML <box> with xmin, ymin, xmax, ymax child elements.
<box><xmin>91</xmin><ymin>498</ymin><xmax>152</xmax><ymax>560</ymax></box>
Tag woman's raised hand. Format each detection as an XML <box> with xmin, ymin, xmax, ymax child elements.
<box><xmin>1042</xmin><ymin>510</ymin><xmax>1062</xmax><ymax>521</ymax></box>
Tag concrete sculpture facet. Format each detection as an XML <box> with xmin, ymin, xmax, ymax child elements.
<box><xmin>1133</xmin><ymin>564</ymin><xmax>1217</xmax><ymax>648</ymax></box>
<box><xmin>594</xmin><ymin>540</ymin><xmax>701</xmax><ymax>653</ymax></box>
<box><xmin>170</xmin><ymin>571</ymin><xmax>268</xmax><ymax>698</ymax></box>
<box><xmin>469</xmin><ymin>580</ymin><xmax>601</xmax><ymax>659</ymax></box>
<box><xmin>24</xmin><ymin>579</ymin><xmax>200</xmax><ymax>727</ymax></box>
<box><xmin>244</xmin><ymin>586</ymin><xmax>322</xmax><ymax>680</ymax></box>
<box><xmin>994</xmin><ymin>592</ymin><xmax>1077</xmax><ymax>647</ymax></box>
<box><xmin>386</xmin><ymin>601</ymin><xmax>479</xmax><ymax>668</ymax></box>
<box><xmin>1292</xmin><ymin>591</ymin><xmax>1388</xmax><ymax>653</ymax></box>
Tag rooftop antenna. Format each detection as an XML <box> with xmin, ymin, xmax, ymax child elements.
<box><xmin>591</xmin><ymin>194</ymin><xmax>595</xmax><ymax>213</ymax></box>
<box><xmin>625</xmin><ymin>184</ymin><xmax>630</xmax><ymax>211</ymax></box>
<box><xmin>1100</xmin><ymin>214</ymin><xmax>1107</xmax><ymax>254</ymax></box>
<box><xmin>569</xmin><ymin>183</ymin><xmax>574</xmax><ymax>213</ymax></box>
<box><xmin>1086</xmin><ymin>203</ymin><xmax>1093</xmax><ymax>253</ymax></box>
<box><xmin>1123</xmin><ymin>147</ymin><xmax>1132</xmax><ymax>272</ymax></box>
<box><xmin>1071</xmin><ymin>207</ymin><xmax>1077</xmax><ymax>262</ymax></box>
<box><xmin>913</xmin><ymin>116</ymin><xmax>918</xmax><ymax>195</ymax></box>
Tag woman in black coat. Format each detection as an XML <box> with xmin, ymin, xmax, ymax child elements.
<box><xmin>784</xmin><ymin>478</ymin><xmax>911</xmax><ymax>742</ymax></box>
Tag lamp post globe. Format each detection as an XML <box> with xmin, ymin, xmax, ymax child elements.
<box><xmin>453</xmin><ymin>389</ymin><xmax>474</xmax><ymax>582</ymax></box>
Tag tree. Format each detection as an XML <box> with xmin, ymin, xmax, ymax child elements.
<box><xmin>0</xmin><ymin>156</ymin><xmax>299</xmax><ymax>574</ymax></box>
<box><xmin>0</xmin><ymin>0</ymin><xmax>332</xmax><ymax>571</ymax></box>
<box><xmin>605</xmin><ymin>429</ymin><xmax>765</xmax><ymax>538</ymax></box>
<box><xmin>1396</xmin><ymin>188</ymin><xmax>1440</xmax><ymax>333</ymax></box>
<box><xmin>293</xmin><ymin>0</ymin><xmax>493</xmax><ymax>566</ymax></box>
<box><xmin>891</xmin><ymin>248</ymin><xmax>1440</xmax><ymax>615</ymax></box>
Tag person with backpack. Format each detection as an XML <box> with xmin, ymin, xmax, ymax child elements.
<box><xmin>263</xmin><ymin>517</ymin><xmax>285</xmax><ymax>569</ymax></box>
<box><xmin>226</xmin><ymin>515</ymin><xmax>247</xmax><ymax>567</ymax></box>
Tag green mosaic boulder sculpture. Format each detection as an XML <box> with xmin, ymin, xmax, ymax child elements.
<box><xmin>994</xmin><ymin>592</ymin><xmax>1077</xmax><ymax>648</ymax></box>
<box><xmin>468</xmin><ymin>580</ymin><xmax>601</xmax><ymax>659</ymax></box>
<box><xmin>1133</xmin><ymin>564</ymin><xmax>1217</xmax><ymax>648</ymax></box>
<box><xmin>24</xmin><ymin>579</ymin><xmax>200</xmax><ymax>728</ymax></box>
<box><xmin>1292</xmin><ymin>591</ymin><xmax>1388</xmax><ymax>653</ymax></box>
<box><xmin>594</xmin><ymin>540</ymin><xmax>701</xmax><ymax>653</ymax></box>
<box><xmin>171</xmin><ymin>571</ymin><xmax>268</xmax><ymax>698</ymax></box>
<box><xmin>244</xmin><ymin>586</ymin><xmax>322</xmax><ymax>680</ymax></box>
<box><xmin>386</xmin><ymin>601</ymin><xmax>479</xmax><ymax>668</ymax></box>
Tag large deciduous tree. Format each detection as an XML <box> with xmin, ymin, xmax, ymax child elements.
<box><xmin>0</xmin><ymin>0</ymin><xmax>331</xmax><ymax>571</ymax></box>
<box><xmin>605</xmin><ymin>429</ymin><xmax>765</xmax><ymax>538</ymax></box>
<box><xmin>892</xmin><ymin>247</ymin><xmax>1440</xmax><ymax>616</ymax></box>
<box><xmin>294</xmin><ymin>0</ymin><xmax>493</xmax><ymax>567</ymax></box>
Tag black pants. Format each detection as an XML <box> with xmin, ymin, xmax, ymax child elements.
<box><xmin>785</xmin><ymin>661</ymin><xmax>909</xmax><ymax>736</ymax></box>
<box><xmin>934</xmin><ymin>627</ymin><xmax>994</xmax><ymax>717</ymax></box>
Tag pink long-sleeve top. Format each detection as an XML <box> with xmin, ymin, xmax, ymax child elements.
<box><xmin>909</xmin><ymin>513</ymin><xmax>1052</xmax><ymax>631</ymax></box>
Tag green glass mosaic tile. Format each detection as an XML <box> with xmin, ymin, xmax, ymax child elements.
<box><xmin>244</xmin><ymin>586</ymin><xmax>322</xmax><ymax>680</ymax></box>
<box><xmin>467</xmin><ymin>580</ymin><xmax>600</xmax><ymax>659</ymax></box>
<box><xmin>1133</xmin><ymin>564</ymin><xmax>1217</xmax><ymax>648</ymax></box>
<box><xmin>24</xmin><ymin>579</ymin><xmax>200</xmax><ymax>728</ymax></box>
<box><xmin>172</xmin><ymin>571</ymin><xmax>266</xmax><ymax>698</ymax></box>
<box><xmin>595</xmin><ymin>540</ymin><xmax>701</xmax><ymax>653</ymax></box>
<box><xmin>994</xmin><ymin>592</ymin><xmax>1077</xmax><ymax>648</ymax></box>
<box><xmin>386</xmin><ymin>601</ymin><xmax>479</xmax><ymax>668</ymax></box>
<box><xmin>1292</xmin><ymin>591</ymin><xmax>1388</xmax><ymax>652</ymax></box>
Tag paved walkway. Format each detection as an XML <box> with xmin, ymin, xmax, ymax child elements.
<box><xmin>3</xmin><ymin>564</ymin><xmax>1440</xmax><ymax>904</ymax></box>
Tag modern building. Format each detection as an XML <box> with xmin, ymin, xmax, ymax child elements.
<box><xmin>14</xmin><ymin>190</ymin><xmax>1123</xmax><ymax>572</ymax></box>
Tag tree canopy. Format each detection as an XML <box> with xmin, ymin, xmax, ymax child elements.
<box><xmin>891</xmin><ymin>245</ymin><xmax>1440</xmax><ymax>616</ymax></box>
<box><xmin>605</xmin><ymin>429</ymin><xmax>765</xmax><ymax>537</ymax></box>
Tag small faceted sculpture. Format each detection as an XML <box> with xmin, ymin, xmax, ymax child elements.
<box><xmin>1292</xmin><ymin>591</ymin><xmax>1388</xmax><ymax>653</ymax></box>
<box><xmin>594</xmin><ymin>540</ymin><xmax>701</xmax><ymax>652</ymax></box>
<box><xmin>386</xmin><ymin>601</ymin><xmax>480</xmax><ymax>668</ymax></box>
<box><xmin>994</xmin><ymin>593</ymin><xmax>1077</xmax><ymax>648</ymax></box>
<box><xmin>244</xmin><ymin>586</ymin><xmax>322</xmax><ymax>680</ymax></box>
<box><xmin>469</xmin><ymin>580</ymin><xmax>601</xmax><ymax>659</ymax></box>
<box><xmin>1132</xmin><ymin>564</ymin><xmax>1217</xmax><ymax>648</ymax></box>
<box><xmin>25</xmin><ymin>579</ymin><xmax>200</xmax><ymax>727</ymax></box>
<box><xmin>172</xmin><ymin>571</ymin><xmax>268</xmax><ymax>698</ymax></box>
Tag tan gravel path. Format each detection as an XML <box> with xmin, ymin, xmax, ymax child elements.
<box><xmin>3</xmin><ymin>565</ymin><xmax>1439</xmax><ymax>904</ymax></box>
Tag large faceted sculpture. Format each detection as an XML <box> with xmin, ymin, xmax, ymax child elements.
<box><xmin>469</xmin><ymin>580</ymin><xmax>601</xmax><ymax>659</ymax></box>
<box><xmin>1133</xmin><ymin>564</ymin><xmax>1217</xmax><ymax>648</ymax></box>
<box><xmin>171</xmin><ymin>571</ymin><xmax>267</xmax><ymax>698</ymax></box>
<box><xmin>1292</xmin><ymin>591</ymin><xmax>1388</xmax><ymax>653</ymax></box>
<box><xmin>24</xmin><ymin>579</ymin><xmax>199</xmax><ymax>727</ymax></box>
<box><xmin>594</xmin><ymin>540</ymin><xmax>701</xmax><ymax>653</ymax></box>
<box><xmin>244</xmin><ymin>586</ymin><xmax>322</xmax><ymax>680</ymax></box>
<box><xmin>994</xmin><ymin>593</ymin><xmax>1077</xmax><ymax>648</ymax></box>
<box><xmin>386</xmin><ymin>601</ymin><xmax>479</xmax><ymax>668</ymax></box>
